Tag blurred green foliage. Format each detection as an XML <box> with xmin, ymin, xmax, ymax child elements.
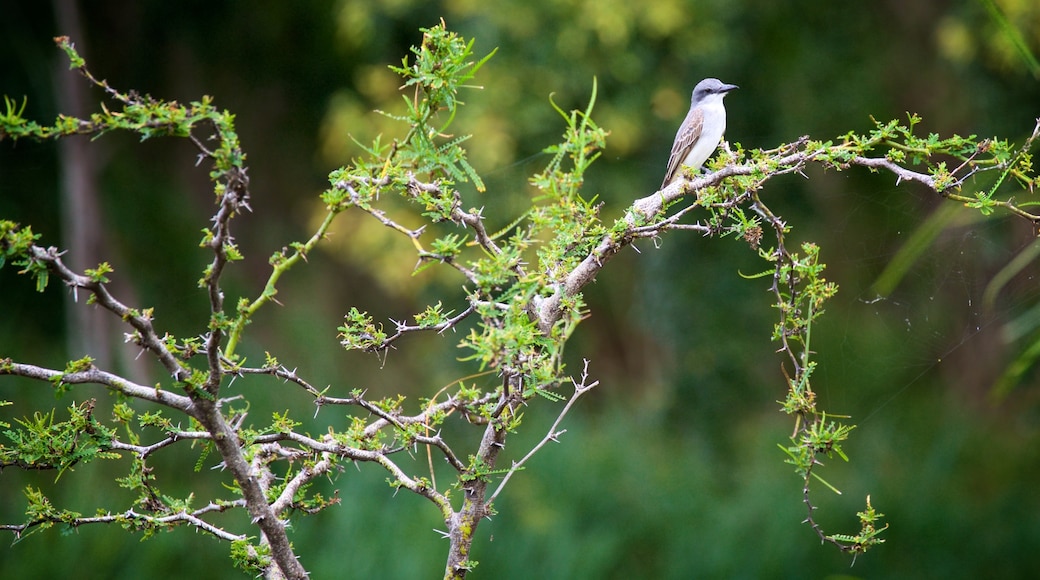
<box><xmin>2</xmin><ymin>0</ymin><xmax>1040</xmax><ymax>578</ymax></box>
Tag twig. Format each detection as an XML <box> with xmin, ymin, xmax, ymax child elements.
<box><xmin>486</xmin><ymin>359</ymin><xmax>598</xmax><ymax>505</ymax></box>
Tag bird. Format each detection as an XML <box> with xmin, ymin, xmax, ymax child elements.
<box><xmin>660</xmin><ymin>78</ymin><xmax>739</xmax><ymax>189</ymax></box>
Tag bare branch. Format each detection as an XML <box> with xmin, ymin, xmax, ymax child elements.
<box><xmin>379</xmin><ymin>304</ymin><xmax>476</xmax><ymax>349</ymax></box>
<box><xmin>487</xmin><ymin>359</ymin><xmax>598</xmax><ymax>505</ymax></box>
<box><xmin>109</xmin><ymin>430</ymin><xmax>213</xmax><ymax>458</ymax></box>
<box><xmin>0</xmin><ymin>503</ymin><xmax>248</xmax><ymax>543</ymax></box>
<box><xmin>1</xmin><ymin>360</ymin><xmax>192</xmax><ymax>411</ymax></box>
<box><xmin>22</xmin><ymin>246</ymin><xmax>190</xmax><ymax>382</ymax></box>
<box><xmin>270</xmin><ymin>451</ymin><xmax>336</xmax><ymax>516</ymax></box>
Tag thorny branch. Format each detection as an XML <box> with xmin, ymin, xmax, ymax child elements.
<box><xmin>487</xmin><ymin>358</ymin><xmax>599</xmax><ymax>506</ymax></box>
<box><xmin>0</xmin><ymin>503</ymin><xmax>249</xmax><ymax>542</ymax></box>
<box><xmin>21</xmin><ymin>246</ymin><xmax>191</xmax><ymax>383</ymax></box>
<box><xmin>535</xmin><ymin>119</ymin><xmax>1040</xmax><ymax>334</ymax></box>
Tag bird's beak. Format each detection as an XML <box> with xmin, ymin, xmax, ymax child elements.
<box><xmin>722</xmin><ymin>83</ymin><xmax>739</xmax><ymax>93</ymax></box>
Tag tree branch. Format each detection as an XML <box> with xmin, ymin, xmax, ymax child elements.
<box><xmin>22</xmin><ymin>246</ymin><xmax>190</xmax><ymax>382</ymax></box>
<box><xmin>487</xmin><ymin>358</ymin><xmax>598</xmax><ymax>505</ymax></box>
<box><xmin>1</xmin><ymin>360</ymin><xmax>191</xmax><ymax>410</ymax></box>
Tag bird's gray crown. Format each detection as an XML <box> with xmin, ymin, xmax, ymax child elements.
<box><xmin>692</xmin><ymin>78</ymin><xmax>739</xmax><ymax>102</ymax></box>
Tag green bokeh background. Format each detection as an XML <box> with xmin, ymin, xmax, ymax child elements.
<box><xmin>2</xmin><ymin>1</ymin><xmax>1040</xmax><ymax>578</ymax></box>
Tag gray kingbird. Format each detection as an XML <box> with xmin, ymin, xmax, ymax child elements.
<box><xmin>660</xmin><ymin>78</ymin><xmax>739</xmax><ymax>189</ymax></box>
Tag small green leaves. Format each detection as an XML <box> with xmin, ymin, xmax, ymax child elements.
<box><xmin>54</xmin><ymin>36</ymin><xmax>85</xmax><ymax>69</ymax></box>
<box><xmin>137</xmin><ymin>410</ymin><xmax>173</xmax><ymax>432</ymax></box>
<box><xmin>263</xmin><ymin>351</ymin><xmax>279</xmax><ymax>368</ymax></box>
<box><xmin>531</xmin><ymin>78</ymin><xmax>607</xmax><ymax>201</ymax></box>
<box><xmin>526</xmin><ymin>81</ymin><xmax>610</xmax><ymax>287</ymax></box>
<box><xmin>223</xmin><ymin>242</ymin><xmax>243</xmax><ymax>262</ymax></box>
<box><xmin>460</xmin><ymin>456</ymin><xmax>512</xmax><ymax>483</ymax></box>
<box><xmin>0</xmin><ymin>221</ymin><xmax>50</xmax><ymax>291</ymax></box>
<box><xmin>1</xmin><ymin>400</ymin><xmax>117</xmax><ymax>479</ymax></box>
<box><xmin>385</xmin><ymin>21</ymin><xmax>496</xmax><ymax>193</ymax></box>
<box><xmin>338</xmin><ymin>307</ymin><xmax>387</xmax><ymax>352</ymax></box>
<box><xmin>63</xmin><ymin>355</ymin><xmax>96</xmax><ymax>374</ymax></box>
<box><xmin>230</xmin><ymin>537</ymin><xmax>271</xmax><ymax>576</ymax></box>
<box><xmin>270</xmin><ymin>410</ymin><xmax>301</xmax><ymax>434</ymax></box>
<box><xmin>0</xmin><ymin>95</ymin><xmax>33</xmax><ymax>140</ymax></box>
<box><xmin>414</xmin><ymin>302</ymin><xmax>452</xmax><ymax>328</ymax></box>
<box><xmin>766</xmin><ymin>242</ymin><xmax>837</xmax><ymax>356</ymax></box>
<box><xmin>0</xmin><ymin>221</ymin><xmax>37</xmax><ymax>268</ymax></box>
<box><xmin>779</xmin><ymin>414</ymin><xmax>856</xmax><ymax>477</ymax></box>
<box><xmin>390</xmin><ymin>23</ymin><xmax>497</xmax><ymax>124</ymax></box>
<box><xmin>426</xmin><ymin>233</ymin><xmax>466</xmax><ymax>261</ymax></box>
<box><xmin>84</xmin><ymin>262</ymin><xmax>113</xmax><ymax>283</ymax></box>
<box><xmin>19</xmin><ymin>486</ymin><xmax>80</xmax><ymax>540</ymax></box>
<box><xmin>827</xmin><ymin>496</ymin><xmax>888</xmax><ymax>554</ymax></box>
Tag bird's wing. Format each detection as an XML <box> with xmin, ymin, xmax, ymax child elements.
<box><xmin>661</xmin><ymin>107</ymin><xmax>705</xmax><ymax>189</ymax></box>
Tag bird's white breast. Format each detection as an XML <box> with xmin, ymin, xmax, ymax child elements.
<box><xmin>683</xmin><ymin>99</ymin><xmax>728</xmax><ymax>171</ymax></box>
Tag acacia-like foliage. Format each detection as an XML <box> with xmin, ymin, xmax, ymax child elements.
<box><xmin>2</xmin><ymin>24</ymin><xmax>1038</xmax><ymax>579</ymax></box>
